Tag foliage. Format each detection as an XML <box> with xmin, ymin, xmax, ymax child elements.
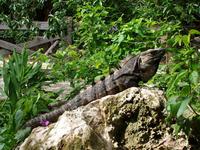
<box><xmin>1</xmin><ymin>0</ymin><xmax>199</xmax><ymax>42</ymax></box>
<box><xmin>167</xmin><ymin>30</ymin><xmax>200</xmax><ymax>134</ymax></box>
<box><xmin>0</xmin><ymin>50</ymin><xmax>55</xmax><ymax>149</ymax></box>
<box><xmin>0</xmin><ymin>0</ymin><xmax>68</xmax><ymax>42</ymax></box>
<box><xmin>48</xmin><ymin>2</ymin><xmax>180</xmax><ymax>101</ymax></box>
<box><xmin>153</xmin><ymin>29</ymin><xmax>200</xmax><ymax>135</ymax></box>
<box><xmin>50</xmin><ymin>18</ymin><xmax>178</xmax><ymax>93</ymax></box>
<box><xmin>0</xmin><ymin>0</ymin><xmax>45</xmax><ymax>43</ymax></box>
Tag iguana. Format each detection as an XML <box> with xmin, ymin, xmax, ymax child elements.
<box><xmin>25</xmin><ymin>48</ymin><xmax>165</xmax><ymax>128</ymax></box>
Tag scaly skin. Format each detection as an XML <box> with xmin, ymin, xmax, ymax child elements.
<box><xmin>25</xmin><ymin>48</ymin><xmax>165</xmax><ymax>128</ymax></box>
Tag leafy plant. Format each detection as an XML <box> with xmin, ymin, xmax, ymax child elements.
<box><xmin>154</xmin><ymin>29</ymin><xmax>200</xmax><ymax>134</ymax></box>
<box><xmin>3</xmin><ymin>50</ymin><xmax>44</xmax><ymax>111</ymax></box>
<box><xmin>0</xmin><ymin>0</ymin><xmax>44</xmax><ymax>43</ymax></box>
<box><xmin>0</xmin><ymin>49</ymin><xmax>54</xmax><ymax>149</ymax></box>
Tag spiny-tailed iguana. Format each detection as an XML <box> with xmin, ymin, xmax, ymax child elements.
<box><xmin>25</xmin><ymin>48</ymin><xmax>165</xmax><ymax>128</ymax></box>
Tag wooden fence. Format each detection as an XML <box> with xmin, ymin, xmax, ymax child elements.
<box><xmin>0</xmin><ymin>17</ymin><xmax>72</xmax><ymax>56</ymax></box>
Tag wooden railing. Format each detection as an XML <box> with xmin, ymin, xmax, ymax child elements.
<box><xmin>0</xmin><ymin>21</ymin><xmax>49</xmax><ymax>30</ymax></box>
<box><xmin>0</xmin><ymin>17</ymin><xmax>73</xmax><ymax>56</ymax></box>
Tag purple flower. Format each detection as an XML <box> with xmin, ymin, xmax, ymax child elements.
<box><xmin>40</xmin><ymin>120</ymin><xmax>50</xmax><ymax>126</ymax></box>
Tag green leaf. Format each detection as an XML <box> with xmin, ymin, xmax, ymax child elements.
<box><xmin>14</xmin><ymin>109</ymin><xmax>24</xmax><ymax>129</ymax></box>
<box><xmin>178</xmin><ymin>81</ymin><xmax>189</xmax><ymax>87</ymax></box>
<box><xmin>14</xmin><ymin>127</ymin><xmax>31</xmax><ymax>142</ymax></box>
<box><xmin>2</xmin><ymin>66</ymin><xmax>10</xmax><ymax>96</ymax></box>
<box><xmin>173</xmin><ymin>35</ymin><xmax>182</xmax><ymax>46</ymax></box>
<box><xmin>172</xmin><ymin>123</ymin><xmax>181</xmax><ymax>136</ymax></box>
<box><xmin>24</xmin><ymin>98</ymin><xmax>33</xmax><ymax>113</ymax></box>
<box><xmin>189</xmin><ymin>29</ymin><xmax>200</xmax><ymax>35</ymax></box>
<box><xmin>180</xmin><ymin>85</ymin><xmax>190</xmax><ymax>96</ymax></box>
<box><xmin>10</xmin><ymin>64</ymin><xmax>20</xmax><ymax>95</ymax></box>
<box><xmin>167</xmin><ymin>96</ymin><xmax>181</xmax><ymax>117</ymax></box>
<box><xmin>167</xmin><ymin>70</ymin><xmax>188</xmax><ymax>95</ymax></box>
<box><xmin>177</xmin><ymin>97</ymin><xmax>191</xmax><ymax>118</ymax></box>
<box><xmin>182</xmin><ymin>35</ymin><xmax>190</xmax><ymax>47</ymax></box>
<box><xmin>118</xmin><ymin>34</ymin><xmax>125</xmax><ymax>45</ymax></box>
<box><xmin>189</xmin><ymin>71</ymin><xmax>199</xmax><ymax>84</ymax></box>
<box><xmin>0</xmin><ymin>136</ymin><xmax>4</xmax><ymax>142</ymax></box>
<box><xmin>0</xmin><ymin>144</ymin><xmax>5</xmax><ymax>150</ymax></box>
<box><xmin>32</xmin><ymin>104</ymin><xmax>38</xmax><ymax>115</ymax></box>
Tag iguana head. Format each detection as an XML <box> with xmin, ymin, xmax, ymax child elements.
<box><xmin>139</xmin><ymin>48</ymin><xmax>165</xmax><ymax>82</ymax></box>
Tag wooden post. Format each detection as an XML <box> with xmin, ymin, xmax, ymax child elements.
<box><xmin>0</xmin><ymin>16</ymin><xmax>73</xmax><ymax>55</ymax></box>
<box><xmin>0</xmin><ymin>21</ymin><xmax>49</xmax><ymax>30</ymax></box>
<box><xmin>66</xmin><ymin>17</ymin><xmax>73</xmax><ymax>45</ymax></box>
<box><xmin>18</xmin><ymin>36</ymin><xmax>60</xmax><ymax>49</ymax></box>
<box><xmin>45</xmin><ymin>40</ymin><xmax>59</xmax><ymax>55</ymax></box>
<box><xmin>0</xmin><ymin>40</ymin><xmax>34</xmax><ymax>54</ymax></box>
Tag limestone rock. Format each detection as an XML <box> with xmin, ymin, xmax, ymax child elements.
<box><xmin>18</xmin><ymin>87</ymin><xmax>189</xmax><ymax>150</ymax></box>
